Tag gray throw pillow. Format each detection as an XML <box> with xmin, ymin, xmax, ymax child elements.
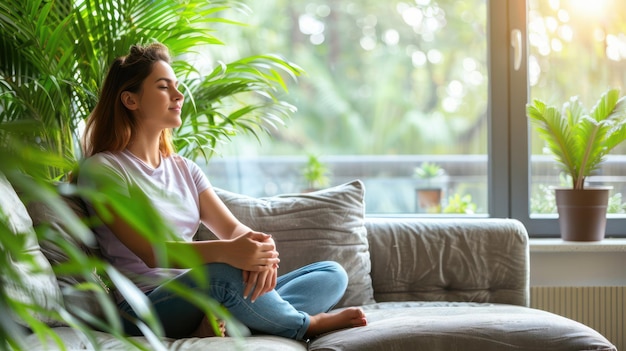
<box><xmin>200</xmin><ymin>180</ymin><xmax>375</xmax><ymax>308</ymax></box>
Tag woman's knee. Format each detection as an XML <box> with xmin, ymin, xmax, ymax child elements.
<box><xmin>169</xmin><ymin>263</ymin><xmax>242</xmax><ymax>292</ymax></box>
<box><xmin>319</xmin><ymin>261</ymin><xmax>348</xmax><ymax>290</ymax></box>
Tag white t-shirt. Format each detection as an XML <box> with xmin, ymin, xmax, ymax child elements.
<box><xmin>78</xmin><ymin>150</ymin><xmax>211</xmax><ymax>299</ymax></box>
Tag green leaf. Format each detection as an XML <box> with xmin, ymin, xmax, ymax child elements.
<box><xmin>528</xmin><ymin>89</ymin><xmax>626</xmax><ymax>189</ymax></box>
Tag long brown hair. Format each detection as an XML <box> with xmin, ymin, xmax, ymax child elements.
<box><xmin>82</xmin><ymin>43</ymin><xmax>176</xmax><ymax>157</ymax></box>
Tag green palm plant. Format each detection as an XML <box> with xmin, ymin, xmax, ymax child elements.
<box><xmin>0</xmin><ymin>0</ymin><xmax>303</xmax><ymax>176</ymax></box>
<box><xmin>0</xmin><ymin>0</ymin><xmax>302</xmax><ymax>348</ymax></box>
<box><xmin>174</xmin><ymin>55</ymin><xmax>301</xmax><ymax>160</ymax></box>
<box><xmin>526</xmin><ymin>88</ymin><xmax>626</xmax><ymax>190</ymax></box>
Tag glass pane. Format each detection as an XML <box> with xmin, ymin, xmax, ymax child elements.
<box><xmin>202</xmin><ymin>0</ymin><xmax>488</xmax><ymax>215</ymax></box>
<box><xmin>528</xmin><ymin>0</ymin><xmax>626</xmax><ymax>217</ymax></box>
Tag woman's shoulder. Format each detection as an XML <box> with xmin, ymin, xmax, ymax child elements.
<box><xmin>166</xmin><ymin>154</ymin><xmax>210</xmax><ymax>187</ymax></box>
<box><xmin>81</xmin><ymin>151</ymin><xmax>123</xmax><ymax>169</ymax></box>
<box><xmin>79</xmin><ymin>151</ymin><xmax>134</xmax><ymax>180</ymax></box>
<box><xmin>167</xmin><ymin>153</ymin><xmax>191</xmax><ymax>162</ymax></box>
<box><xmin>77</xmin><ymin>152</ymin><xmax>128</xmax><ymax>188</ymax></box>
<box><xmin>167</xmin><ymin>153</ymin><xmax>200</xmax><ymax>170</ymax></box>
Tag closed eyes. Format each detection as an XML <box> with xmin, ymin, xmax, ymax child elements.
<box><xmin>155</xmin><ymin>77</ymin><xmax>179</xmax><ymax>88</ymax></box>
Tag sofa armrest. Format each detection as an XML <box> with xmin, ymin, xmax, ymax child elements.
<box><xmin>365</xmin><ymin>218</ymin><xmax>529</xmax><ymax>307</ymax></box>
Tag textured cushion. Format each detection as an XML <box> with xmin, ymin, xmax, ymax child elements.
<box><xmin>365</xmin><ymin>218</ymin><xmax>529</xmax><ymax>306</ymax></box>
<box><xmin>23</xmin><ymin>327</ymin><xmax>307</xmax><ymax>351</ymax></box>
<box><xmin>309</xmin><ymin>302</ymin><xmax>617</xmax><ymax>351</ymax></box>
<box><xmin>0</xmin><ymin>173</ymin><xmax>64</xmax><ymax>327</ymax></box>
<box><xmin>199</xmin><ymin>180</ymin><xmax>375</xmax><ymax>308</ymax></box>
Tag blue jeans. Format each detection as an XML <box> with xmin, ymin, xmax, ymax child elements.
<box><xmin>118</xmin><ymin>261</ymin><xmax>348</xmax><ymax>340</ymax></box>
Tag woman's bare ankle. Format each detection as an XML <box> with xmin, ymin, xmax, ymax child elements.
<box><xmin>305</xmin><ymin>307</ymin><xmax>367</xmax><ymax>338</ymax></box>
<box><xmin>189</xmin><ymin>316</ymin><xmax>226</xmax><ymax>338</ymax></box>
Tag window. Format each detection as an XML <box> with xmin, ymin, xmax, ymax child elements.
<box><xmin>510</xmin><ymin>0</ymin><xmax>626</xmax><ymax>237</ymax></box>
<box><xmin>199</xmin><ymin>0</ymin><xmax>626</xmax><ymax>237</ymax></box>
<box><xmin>204</xmin><ymin>0</ymin><xmax>490</xmax><ymax>216</ymax></box>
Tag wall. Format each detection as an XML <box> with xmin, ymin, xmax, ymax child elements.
<box><xmin>529</xmin><ymin>239</ymin><xmax>626</xmax><ymax>349</ymax></box>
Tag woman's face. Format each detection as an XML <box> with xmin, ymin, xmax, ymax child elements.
<box><xmin>126</xmin><ymin>60</ymin><xmax>184</xmax><ymax>131</ymax></box>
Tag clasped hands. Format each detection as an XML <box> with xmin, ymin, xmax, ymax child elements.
<box><xmin>227</xmin><ymin>231</ymin><xmax>280</xmax><ymax>303</ymax></box>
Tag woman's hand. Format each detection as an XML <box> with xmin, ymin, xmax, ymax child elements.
<box><xmin>241</xmin><ymin>233</ymin><xmax>278</xmax><ymax>302</ymax></box>
<box><xmin>243</xmin><ymin>265</ymin><xmax>278</xmax><ymax>302</ymax></box>
<box><xmin>223</xmin><ymin>231</ymin><xmax>279</xmax><ymax>272</ymax></box>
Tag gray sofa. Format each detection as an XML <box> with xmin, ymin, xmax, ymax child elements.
<box><xmin>2</xmin><ymin>176</ymin><xmax>616</xmax><ymax>350</ymax></box>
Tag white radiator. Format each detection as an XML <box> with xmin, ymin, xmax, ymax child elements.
<box><xmin>530</xmin><ymin>286</ymin><xmax>624</xmax><ymax>350</ymax></box>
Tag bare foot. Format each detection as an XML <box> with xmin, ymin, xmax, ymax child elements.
<box><xmin>305</xmin><ymin>307</ymin><xmax>367</xmax><ymax>338</ymax></box>
<box><xmin>189</xmin><ymin>315</ymin><xmax>226</xmax><ymax>338</ymax></box>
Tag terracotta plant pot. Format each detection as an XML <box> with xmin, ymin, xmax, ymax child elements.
<box><xmin>415</xmin><ymin>188</ymin><xmax>442</xmax><ymax>213</ymax></box>
<box><xmin>554</xmin><ymin>187</ymin><xmax>610</xmax><ymax>242</ymax></box>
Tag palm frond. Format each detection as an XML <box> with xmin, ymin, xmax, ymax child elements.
<box><xmin>527</xmin><ymin>100</ymin><xmax>578</xmax><ymax>181</ymax></box>
<box><xmin>528</xmin><ymin>88</ymin><xmax>626</xmax><ymax>189</ymax></box>
<box><xmin>576</xmin><ymin>115</ymin><xmax>606</xmax><ymax>188</ymax></box>
<box><xmin>174</xmin><ymin>53</ymin><xmax>302</xmax><ymax>160</ymax></box>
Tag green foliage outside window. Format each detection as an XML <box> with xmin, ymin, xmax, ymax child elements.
<box><xmin>209</xmin><ymin>0</ymin><xmax>489</xmax><ymax>157</ymax></box>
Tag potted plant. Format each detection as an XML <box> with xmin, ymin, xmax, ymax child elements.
<box><xmin>302</xmin><ymin>154</ymin><xmax>331</xmax><ymax>192</ymax></box>
<box><xmin>526</xmin><ymin>88</ymin><xmax>626</xmax><ymax>241</ymax></box>
<box><xmin>413</xmin><ymin>162</ymin><xmax>446</xmax><ymax>213</ymax></box>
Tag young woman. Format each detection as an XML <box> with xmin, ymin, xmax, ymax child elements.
<box><xmin>78</xmin><ymin>43</ymin><xmax>367</xmax><ymax>340</ymax></box>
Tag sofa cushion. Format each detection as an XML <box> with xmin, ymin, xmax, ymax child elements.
<box><xmin>198</xmin><ymin>180</ymin><xmax>375</xmax><ymax>308</ymax></box>
<box><xmin>23</xmin><ymin>327</ymin><xmax>307</xmax><ymax>351</ymax></box>
<box><xmin>310</xmin><ymin>302</ymin><xmax>617</xmax><ymax>351</ymax></box>
<box><xmin>365</xmin><ymin>218</ymin><xmax>530</xmax><ymax>306</ymax></box>
<box><xmin>0</xmin><ymin>173</ymin><xmax>64</xmax><ymax>327</ymax></box>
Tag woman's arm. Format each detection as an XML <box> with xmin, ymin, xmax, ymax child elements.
<box><xmin>102</xmin><ymin>204</ymin><xmax>278</xmax><ymax>271</ymax></box>
<box><xmin>197</xmin><ymin>187</ymin><xmax>279</xmax><ymax>301</ymax></box>
<box><xmin>197</xmin><ymin>187</ymin><xmax>252</xmax><ymax>240</ymax></box>
<box><xmin>98</xmin><ymin>186</ymin><xmax>279</xmax><ymax>272</ymax></box>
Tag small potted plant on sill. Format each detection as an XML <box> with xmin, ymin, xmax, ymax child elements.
<box><xmin>413</xmin><ymin>162</ymin><xmax>446</xmax><ymax>213</ymax></box>
<box><xmin>526</xmin><ymin>88</ymin><xmax>626</xmax><ymax>241</ymax></box>
<box><xmin>302</xmin><ymin>154</ymin><xmax>331</xmax><ymax>192</ymax></box>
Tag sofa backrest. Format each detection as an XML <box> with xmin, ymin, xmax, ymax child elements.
<box><xmin>365</xmin><ymin>217</ymin><xmax>530</xmax><ymax>307</ymax></box>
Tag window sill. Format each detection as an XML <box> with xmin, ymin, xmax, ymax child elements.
<box><xmin>529</xmin><ymin>238</ymin><xmax>626</xmax><ymax>253</ymax></box>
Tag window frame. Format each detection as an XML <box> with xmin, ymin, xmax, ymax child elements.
<box><xmin>503</xmin><ymin>0</ymin><xmax>626</xmax><ymax>238</ymax></box>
